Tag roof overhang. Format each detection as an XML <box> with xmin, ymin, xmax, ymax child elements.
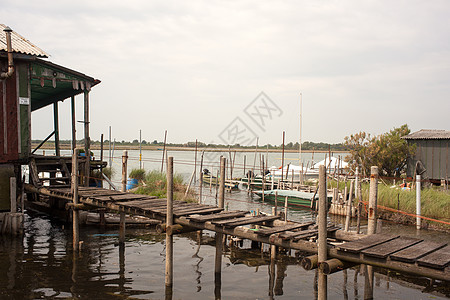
<box><xmin>29</xmin><ymin>58</ymin><xmax>100</xmax><ymax>111</ymax></box>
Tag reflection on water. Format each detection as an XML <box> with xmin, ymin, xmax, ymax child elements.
<box><xmin>0</xmin><ymin>210</ymin><xmax>448</xmax><ymax>299</ymax></box>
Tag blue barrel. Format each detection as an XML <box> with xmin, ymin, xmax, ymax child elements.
<box><xmin>126</xmin><ymin>178</ymin><xmax>138</xmax><ymax>190</ymax></box>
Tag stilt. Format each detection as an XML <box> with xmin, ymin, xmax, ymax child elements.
<box><xmin>367</xmin><ymin>166</ymin><xmax>378</xmax><ymax>235</ymax></box>
<box><xmin>318</xmin><ymin>165</ymin><xmax>327</xmax><ymax>300</ymax></box>
<box><xmin>71</xmin><ymin>149</ymin><xmax>79</xmax><ymax>252</ymax></box>
<box><xmin>165</xmin><ymin>157</ymin><xmax>174</xmax><ymax>296</ymax></box>
<box><xmin>121</xmin><ymin>150</ymin><xmax>128</xmax><ymax>192</ymax></box>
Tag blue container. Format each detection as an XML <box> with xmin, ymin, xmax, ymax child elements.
<box><xmin>126</xmin><ymin>178</ymin><xmax>138</xmax><ymax>190</ymax></box>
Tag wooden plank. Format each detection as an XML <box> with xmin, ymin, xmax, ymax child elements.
<box><xmin>213</xmin><ymin>215</ymin><xmax>279</xmax><ymax>227</ymax></box>
<box><xmin>174</xmin><ymin>207</ymin><xmax>223</xmax><ymax>217</ymax></box>
<box><xmin>114</xmin><ymin>198</ymin><xmax>167</xmax><ymax>207</ymax></box>
<box><xmin>187</xmin><ymin>211</ymin><xmax>249</xmax><ymax>222</ymax></box>
<box><xmin>390</xmin><ymin>241</ymin><xmax>447</xmax><ymax>263</ymax></box>
<box><xmin>256</xmin><ymin>221</ymin><xmax>315</xmax><ymax>236</ymax></box>
<box><xmin>337</xmin><ymin>234</ymin><xmax>399</xmax><ymax>253</ymax></box>
<box><xmin>417</xmin><ymin>245</ymin><xmax>450</xmax><ymax>269</ymax></box>
<box><xmin>150</xmin><ymin>204</ymin><xmax>216</xmax><ymax>215</ymax></box>
<box><xmin>362</xmin><ymin>237</ymin><xmax>422</xmax><ymax>259</ymax></box>
<box><xmin>93</xmin><ymin>194</ymin><xmax>153</xmax><ymax>202</ymax></box>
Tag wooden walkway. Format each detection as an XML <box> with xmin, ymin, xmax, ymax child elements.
<box><xmin>25</xmin><ymin>185</ymin><xmax>450</xmax><ymax>281</ymax></box>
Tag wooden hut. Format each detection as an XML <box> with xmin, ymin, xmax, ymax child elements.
<box><xmin>0</xmin><ymin>25</ymin><xmax>100</xmax><ymax>233</ymax></box>
<box><xmin>403</xmin><ymin>129</ymin><xmax>450</xmax><ymax>184</ymax></box>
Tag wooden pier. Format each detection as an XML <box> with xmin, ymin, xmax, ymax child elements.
<box><xmin>25</xmin><ymin>183</ymin><xmax>450</xmax><ymax>282</ymax></box>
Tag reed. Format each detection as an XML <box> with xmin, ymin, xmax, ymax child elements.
<box><xmin>134</xmin><ymin>170</ymin><xmax>197</xmax><ymax>202</ymax></box>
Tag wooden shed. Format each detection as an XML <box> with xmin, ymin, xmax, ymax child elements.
<box><xmin>0</xmin><ymin>24</ymin><xmax>100</xmax><ymax>215</ymax></box>
<box><xmin>403</xmin><ymin>129</ymin><xmax>450</xmax><ymax>184</ymax></box>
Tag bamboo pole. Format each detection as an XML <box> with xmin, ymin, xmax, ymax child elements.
<box><xmin>100</xmin><ymin>134</ymin><xmax>104</xmax><ymax>188</ymax></box>
<box><xmin>84</xmin><ymin>90</ymin><xmax>90</xmax><ymax>187</ymax></box>
<box><xmin>199</xmin><ymin>151</ymin><xmax>204</xmax><ymax>204</ymax></box>
<box><xmin>139</xmin><ymin>130</ymin><xmax>142</xmax><ymax>170</ymax></box>
<box><xmin>71</xmin><ymin>96</ymin><xmax>76</xmax><ymax>154</ymax></box>
<box><xmin>281</xmin><ymin>132</ymin><xmax>285</xmax><ymax>181</ymax></box>
<box><xmin>215</xmin><ymin>156</ymin><xmax>226</xmax><ymax>295</ymax></box>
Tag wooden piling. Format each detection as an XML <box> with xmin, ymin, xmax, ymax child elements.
<box><xmin>119</xmin><ymin>212</ymin><xmax>125</xmax><ymax>244</ymax></box>
<box><xmin>71</xmin><ymin>149</ymin><xmax>79</xmax><ymax>252</ymax></box>
<box><xmin>344</xmin><ymin>180</ymin><xmax>354</xmax><ymax>232</ymax></box>
<box><xmin>215</xmin><ymin>156</ymin><xmax>226</xmax><ymax>285</ymax></box>
<box><xmin>10</xmin><ymin>177</ymin><xmax>16</xmax><ymax>213</ymax></box>
<box><xmin>165</xmin><ymin>157</ymin><xmax>174</xmax><ymax>290</ymax></box>
<box><xmin>83</xmin><ymin>90</ymin><xmax>90</xmax><ymax>187</ymax></box>
<box><xmin>318</xmin><ymin>165</ymin><xmax>327</xmax><ymax>300</ymax></box>
<box><xmin>367</xmin><ymin>166</ymin><xmax>378</xmax><ymax>235</ymax></box>
<box><xmin>161</xmin><ymin>130</ymin><xmax>167</xmax><ymax>173</ymax></box>
<box><xmin>121</xmin><ymin>150</ymin><xmax>128</xmax><ymax>192</ymax></box>
<box><xmin>281</xmin><ymin>131</ymin><xmax>285</xmax><ymax>181</ymax></box>
<box><xmin>416</xmin><ymin>174</ymin><xmax>421</xmax><ymax>230</ymax></box>
<box><xmin>219</xmin><ymin>157</ymin><xmax>226</xmax><ymax>209</ymax></box>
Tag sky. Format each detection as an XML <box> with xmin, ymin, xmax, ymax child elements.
<box><xmin>2</xmin><ymin>1</ymin><xmax>450</xmax><ymax>146</ymax></box>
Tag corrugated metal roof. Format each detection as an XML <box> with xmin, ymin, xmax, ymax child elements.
<box><xmin>402</xmin><ymin>129</ymin><xmax>450</xmax><ymax>140</ymax></box>
<box><xmin>0</xmin><ymin>24</ymin><xmax>48</xmax><ymax>58</ymax></box>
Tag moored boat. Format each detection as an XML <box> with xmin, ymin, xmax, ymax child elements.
<box><xmin>253</xmin><ymin>189</ymin><xmax>332</xmax><ymax>209</ymax></box>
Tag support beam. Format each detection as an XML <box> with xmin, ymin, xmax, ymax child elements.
<box><xmin>71</xmin><ymin>96</ymin><xmax>76</xmax><ymax>153</ymax></box>
<box><xmin>84</xmin><ymin>90</ymin><xmax>90</xmax><ymax>187</ymax></box>
<box><xmin>53</xmin><ymin>102</ymin><xmax>60</xmax><ymax>156</ymax></box>
<box><xmin>165</xmin><ymin>157</ymin><xmax>174</xmax><ymax>295</ymax></box>
<box><xmin>71</xmin><ymin>149</ymin><xmax>79</xmax><ymax>251</ymax></box>
<box><xmin>318</xmin><ymin>165</ymin><xmax>327</xmax><ymax>300</ymax></box>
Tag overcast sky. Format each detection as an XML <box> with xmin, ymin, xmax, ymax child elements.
<box><xmin>3</xmin><ymin>1</ymin><xmax>450</xmax><ymax>145</ymax></box>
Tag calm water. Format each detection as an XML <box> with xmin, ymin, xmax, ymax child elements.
<box><xmin>7</xmin><ymin>149</ymin><xmax>448</xmax><ymax>299</ymax></box>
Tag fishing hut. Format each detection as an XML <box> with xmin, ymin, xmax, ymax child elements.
<box><xmin>0</xmin><ymin>24</ymin><xmax>101</xmax><ymax>234</ymax></box>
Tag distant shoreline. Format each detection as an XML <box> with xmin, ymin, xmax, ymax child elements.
<box><xmin>33</xmin><ymin>144</ymin><xmax>348</xmax><ymax>153</ymax></box>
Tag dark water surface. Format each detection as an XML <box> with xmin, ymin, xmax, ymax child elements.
<box><xmin>9</xmin><ymin>149</ymin><xmax>449</xmax><ymax>299</ymax></box>
<box><xmin>1</xmin><ymin>208</ymin><xmax>448</xmax><ymax>299</ymax></box>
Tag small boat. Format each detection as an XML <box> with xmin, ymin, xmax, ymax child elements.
<box><xmin>253</xmin><ymin>189</ymin><xmax>331</xmax><ymax>209</ymax></box>
<box><xmin>202</xmin><ymin>172</ymin><xmax>239</xmax><ymax>190</ymax></box>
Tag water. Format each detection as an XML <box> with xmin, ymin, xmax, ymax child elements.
<box><xmin>8</xmin><ymin>149</ymin><xmax>448</xmax><ymax>298</ymax></box>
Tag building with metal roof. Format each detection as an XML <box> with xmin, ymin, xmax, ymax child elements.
<box><xmin>402</xmin><ymin>129</ymin><xmax>450</xmax><ymax>183</ymax></box>
<box><xmin>0</xmin><ymin>25</ymin><xmax>101</xmax><ymax>215</ymax></box>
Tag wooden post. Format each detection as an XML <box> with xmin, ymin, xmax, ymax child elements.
<box><xmin>199</xmin><ymin>151</ymin><xmax>204</xmax><ymax>204</ymax></box>
<box><xmin>344</xmin><ymin>180</ymin><xmax>354</xmax><ymax>232</ymax></box>
<box><xmin>71</xmin><ymin>96</ymin><xmax>76</xmax><ymax>153</ymax></box>
<box><xmin>284</xmin><ymin>196</ymin><xmax>288</xmax><ymax>223</ymax></box>
<box><xmin>367</xmin><ymin>166</ymin><xmax>378</xmax><ymax>235</ymax></box>
<box><xmin>84</xmin><ymin>90</ymin><xmax>90</xmax><ymax>187</ymax></box>
<box><xmin>416</xmin><ymin>174</ymin><xmax>421</xmax><ymax>230</ymax></box>
<box><xmin>139</xmin><ymin>129</ymin><xmax>142</xmax><ymax>170</ymax></box>
<box><xmin>219</xmin><ymin>157</ymin><xmax>226</xmax><ymax>209</ymax></box>
<box><xmin>100</xmin><ymin>134</ymin><xmax>104</xmax><ymax>188</ymax></box>
<box><xmin>161</xmin><ymin>130</ymin><xmax>167</xmax><ymax>173</ymax></box>
<box><xmin>318</xmin><ymin>165</ymin><xmax>327</xmax><ymax>300</ymax></box>
<box><xmin>53</xmin><ymin>102</ymin><xmax>60</xmax><ymax>157</ymax></box>
<box><xmin>71</xmin><ymin>149</ymin><xmax>79</xmax><ymax>252</ymax></box>
<box><xmin>121</xmin><ymin>150</ymin><xmax>128</xmax><ymax>192</ymax></box>
<box><xmin>243</xmin><ymin>155</ymin><xmax>246</xmax><ymax>178</ymax></box>
<box><xmin>274</xmin><ymin>190</ymin><xmax>278</xmax><ymax>215</ymax></box>
<box><xmin>10</xmin><ymin>177</ymin><xmax>17</xmax><ymax>213</ymax></box>
<box><xmin>165</xmin><ymin>157</ymin><xmax>174</xmax><ymax>292</ymax></box>
<box><xmin>119</xmin><ymin>212</ymin><xmax>125</xmax><ymax>244</ymax></box>
<box><xmin>194</xmin><ymin>139</ymin><xmax>198</xmax><ymax>183</ymax></box>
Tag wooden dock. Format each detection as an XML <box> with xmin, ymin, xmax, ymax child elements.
<box><xmin>25</xmin><ymin>184</ymin><xmax>450</xmax><ymax>282</ymax></box>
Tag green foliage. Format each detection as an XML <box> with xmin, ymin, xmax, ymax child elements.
<box><xmin>344</xmin><ymin>124</ymin><xmax>415</xmax><ymax>177</ymax></box>
<box><xmin>102</xmin><ymin>167</ymin><xmax>114</xmax><ymax>179</ymax></box>
<box><xmin>134</xmin><ymin>170</ymin><xmax>196</xmax><ymax>202</ymax></box>
<box><xmin>360</xmin><ymin>183</ymin><xmax>450</xmax><ymax>227</ymax></box>
<box><xmin>129</xmin><ymin>168</ymin><xmax>146</xmax><ymax>180</ymax></box>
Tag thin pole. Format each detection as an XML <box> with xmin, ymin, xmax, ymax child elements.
<box><xmin>165</xmin><ymin>157</ymin><xmax>174</xmax><ymax>291</ymax></box>
<box><xmin>219</xmin><ymin>157</ymin><xmax>226</xmax><ymax>209</ymax></box>
<box><xmin>199</xmin><ymin>151</ymin><xmax>204</xmax><ymax>204</ymax></box>
<box><xmin>161</xmin><ymin>130</ymin><xmax>167</xmax><ymax>173</ymax></box>
<box><xmin>416</xmin><ymin>175</ymin><xmax>421</xmax><ymax>230</ymax></box>
<box><xmin>84</xmin><ymin>90</ymin><xmax>90</xmax><ymax>187</ymax></box>
<box><xmin>139</xmin><ymin>129</ymin><xmax>142</xmax><ymax>170</ymax></box>
<box><xmin>53</xmin><ymin>102</ymin><xmax>60</xmax><ymax>156</ymax></box>
<box><xmin>344</xmin><ymin>180</ymin><xmax>354</xmax><ymax>231</ymax></box>
<box><xmin>100</xmin><ymin>134</ymin><xmax>104</xmax><ymax>188</ymax></box>
<box><xmin>299</xmin><ymin>93</ymin><xmax>302</xmax><ymax>165</ymax></box>
<box><xmin>121</xmin><ymin>150</ymin><xmax>128</xmax><ymax>192</ymax></box>
<box><xmin>281</xmin><ymin>131</ymin><xmax>285</xmax><ymax>181</ymax></box>
<box><xmin>367</xmin><ymin>166</ymin><xmax>378</xmax><ymax>235</ymax></box>
<box><xmin>194</xmin><ymin>139</ymin><xmax>198</xmax><ymax>182</ymax></box>
<box><xmin>318</xmin><ymin>165</ymin><xmax>327</xmax><ymax>300</ymax></box>
<box><xmin>71</xmin><ymin>96</ymin><xmax>76</xmax><ymax>154</ymax></box>
<box><xmin>109</xmin><ymin>126</ymin><xmax>112</xmax><ymax>171</ymax></box>
<box><xmin>71</xmin><ymin>149</ymin><xmax>79</xmax><ymax>252</ymax></box>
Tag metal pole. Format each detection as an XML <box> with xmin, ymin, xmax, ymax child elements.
<box><xmin>71</xmin><ymin>149</ymin><xmax>79</xmax><ymax>252</ymax></box>
<box><xmin>318</xmin><ymin>165</ymin><xmax>327</xmax><ymax>300</ymax></box>
<box><xmin>367</xmin><ymin>166</ymin><xmax>378</xmax><ymax>235</ymax></box>
<box><xmin>165</xmin><ymin>157</ymin><xmax>174</xmax><ymax>292</ymax></box>
<box><xmin>416</xmin><ymin>174</ymin><xmax>421</xmax><ymax>230</ymax></box>
<box><xmin>121</xmin><ymin>150</ymin><xmax>128</xmax><ymax>192</ymax></box>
